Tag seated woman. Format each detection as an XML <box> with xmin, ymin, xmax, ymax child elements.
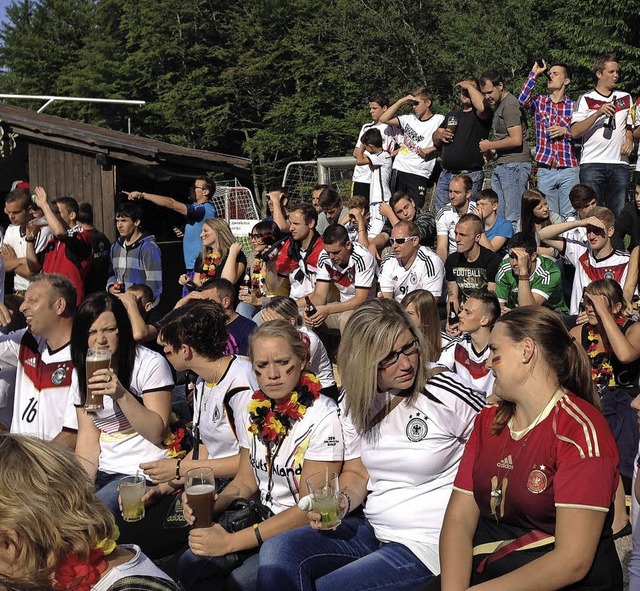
<box><xmin>236</xmin><ymin>220</ymin><xmax>287</xmax><ymax>321</ymax></box>
<box><xmin>180</xmin><ymin>218</ymin><xmax>247</xmax><ymax>292</ymax></box>
<box><xmin>178</xmin><ymin>320</ymin><xmax>343</xmax><ymax>591</ymax></box>
<box><xmin>516</xmin><ymin>189</ymin><xmax>563</xmax><ymax>258</ymax></box>
<box><xmin>70</xmin><ymin>293</ymin><xmax>174</xmax><ymax>513</ymax></box>
<box><xmin>570</xmin><ymin>278</ymin><xmax>640</xmax><ymax>537</ymax></box>
<box><xmin>258</xmin><ymin>298</ymin><xmax>482</xmax><ymax>591</ymax></box>
<box><xmin>436</xmin><ymin>306</ymin><xmax>622</xmax><ymax>590</ymax></box>
<box><xmin>0</xmin><ymin>433</ymin><xmax>180</xmax><ymax>591</ymax></box>
<box><xmin>260</xmin><ymin>296</ymin><xmax>338</xmax><ymax>400</ymax></box>
<box><xmin>401</xmin><ymin>289</ymin><xmax>448</xmax><ymax>364</ymax></box>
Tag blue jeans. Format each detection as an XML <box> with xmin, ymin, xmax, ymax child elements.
<box><xmin>579</xmin><ymin>162</ymin><xmax>630</xmax><ymax>216</ymax></box>
<box><xmin>178</xmin><ymin>546</ymin><xmax>259</xmax><ymax>591</ymax></box>
<box><xmin>236</xmin><ymin>301</ymin><xmax>261</xmax><ymax>321</ymax></box>
<box><xmin>492</xmin><ymin>162</ymin><xmax>532</xmax><ymax>225</ymax></box>
<box><xmin>434</xmin><ymin>169</ymin><xmax>485</xmax><ymax>212</ymax></box>
<box><xmin>96</xmin><ymin>471</ymin><xmax>127</xmax><ymax>514</ymax></box>
<box><xmin>536</xmin><ymin>166</ymin><xmax>579</xmax><ymax>217</ymax></box>
<box><xmin>257</xmin><ymin>516</ymin><xmax>433</xmax><ymax>591</ymax></box>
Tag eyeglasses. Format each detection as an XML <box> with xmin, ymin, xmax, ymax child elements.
<box><xmin>378</xmin><ymin>338</ymin><xmax>420</xmax><ymax>370</ymax></box>
<box><xmin>389</xmin><ymin>236</ymin><xmax>417</xmax><ymax>245</ymax></box>
<box><xmin>250</xmin><ymin>233</ymin><xmax>272</xmax><ymax>241</ymax></box>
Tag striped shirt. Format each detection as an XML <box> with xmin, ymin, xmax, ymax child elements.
<box><xmin>316</xmin><ymin>241</ymin><xmax>377</xmax><ymax>302</ymax></box>
<box><xmin>379</xmin><ymin>246</ymin><xmax>444</xmax><ymax>301</ymax></box>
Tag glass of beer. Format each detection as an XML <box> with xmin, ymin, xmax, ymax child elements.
<box><xmin>185</xmin><ymin>467</ymin><xmax>216</xmax><ymax>528</ymax></box>
<box><xmin>306</xmin><ymin>470</ymin><xmax>342</xmax><ymax>530</ymax></box>
<box><xmin>85</xmin><ymin>347</ymin><xmax>111</xmax><ymax>412</ymax></box>
<box><xmin>119</xmin><ymin>474</ymin><xmax>146</xmax><ymax>522</ymax></box>
<box><xmin>446</xmin><ymin>115</ymin><xmax>458</xmax><ymax>138</ymax></box>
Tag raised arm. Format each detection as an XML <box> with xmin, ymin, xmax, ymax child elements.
<box><xmin>126</xmin><ymin>191</ymin><xmax>188</xmax><ymax>216</ymax></box>
<box><xmin>379</xmin><ymin>95</ymin><xmax>414</xmax><ymax>127</ymax></box>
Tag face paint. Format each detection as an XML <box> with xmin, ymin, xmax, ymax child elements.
<box><xmin>491</xmin><ymin>355</ymin><xmax>502</xmax><ymax>366</ymax></box>
<box><xmin>285</xmin><ymin>364</ymin><xmax>296</xmax><ymax>375</ymax></box>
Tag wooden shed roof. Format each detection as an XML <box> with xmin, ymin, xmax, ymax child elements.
<box><xmin>0</xmin><ymin>103</ymin><xmax>251</xmax><ymax>175</ymax></box>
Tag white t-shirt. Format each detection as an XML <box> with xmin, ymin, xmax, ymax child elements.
<box><xmin>192</xmin><ymin>356</ymin><xmax>257</xmax><ymax>460</ymax></box>
<box><xmin>379</xmin><ymin>246</ymin><xmax>444</xmax><ymax>301</ymax></box>
<box><xmin>299</xmin><ymin>326</ymin><xmax>335</xmax><ymax>389</ymax></box>
<box><xmin>92</xmin><ymin>545</ymin><xmax>175</xmax><ymax>591</ymax></box>
<box><xmin>4</xmin><ymin>223</ymin><xmax>54</xmax><ymax>292</ymax></box>
<box><xmin>240</xmin><ymin>394</ymin><xmax>343</xmax><ymax>515</ymax></box>
<box><xmin>393</xmin><ymin>113</ymin><xmax>445</xmax><ymax>177</ymax></box>
<box><xmin>316</xmin><ymin>242</ymin><xmax>377</xmax><ymax>302</ymax></box>
<box><xmin>438</xmin><ymin>334</ymin><xmax>494</xmax><ymax>397</ymax></box>
<box><xmin>635</xmin><ymin>98</ymin><xmax>640</xmax><ymax>171</ymax></box>
<box><xmin>571</xmin><ymin>90</ymin><xmax>632</xmax><ymax>164</ymax></box>
<box><xmin>2</xmin><ymin>330</ymin><xmax>77</xmax><ymax>439</ymax></box>
<box><xmin>436</xmin><ymin>201</ymin><xmax>479</xmax><ymax>255</ymax></box>
<box><xmin>0</xmin><ymin>365</ymin><xmax>16</xmax><ymax>430</ymax></box>
<box><xmin>71</xmin><ymin>347</ymin><xmax>174</xmax><ymax>475</ymax></box>
<box><xmin>353</xmin><ymin>122</ymin><xmax>399</xmax><ymax>183</ymax></box>
<box><xmin>340</xmin><ymin>372</ymin><xmax>482</xmax><ymax>574</ymax></box>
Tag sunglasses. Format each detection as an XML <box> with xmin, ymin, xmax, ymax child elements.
<box><xmin>250</xmin><ymin>233</ymin><xmax>272</xmax><ymax>240</ymax></box>
<box><xmin>389</xmin><ymin>236</ymin><xmax>417</xmax><ymax>245</ymax></box>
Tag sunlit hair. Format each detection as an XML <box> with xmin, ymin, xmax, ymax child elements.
<box><xmin>201</xmin><ymin>218</ymin><xmax>238</xmax><ymax>260</ymax></box>
<box><xmin>0</xmin><ymin>434</ymin><xmax>117</xmax><ymax>584</ymax></box>
<box><xmin>520</xmin><ymin>188</ymin><xmax>552</xmax><ymax>236</ymax></box>
<box><xmin>401</xmin><ymin>289</ymin><xmax>442</xmax><ymax>362</ymax></box>
<box><xmin>491</xmin><ymin>307</ymin><xmax>598</xmax><ymax>434</ymax></box>
<box><xmin>589</xmin><ymin>206</ymin><xmax>615</xmax><ymax>230</ymax></box>
<box><xmin>594</xmin><ymin>53</ymin><xmax>617</xmax><ymax>76</ymax></box>
<box><xmin>262</xmin><ymin>297</ymin><xmax>301</xmax><ymax>326</ymax></box>
<box><xmin>338</xmin><ymin>299</ymin><xmax>428</xmax><ymax>436</ymax></box>
<box><xmin>249</xmin><ymin>320</ymin><xmax>308</xmax><ymax>367</ymax></box>
<box><xmin>584</xmin><ymin>279</ymin><xmax>625</xmax><ymax>317</ymax></box>
<box><xmin>30</xmin><ymin>273</ymin><xmax>77</xmax><ymax>315</ymax></box>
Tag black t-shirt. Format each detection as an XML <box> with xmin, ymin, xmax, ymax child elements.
<box><xmin>440</xmin><ymin>107</ymin><xmax>492</xmax><ymax>171</ymax></box>
<box><xmin>195</xmin><ymin>250</ymin><xmax>248</xmax><ymax>293</ymax></box>
<box><xmin>85</xmin><ymin>228</ymin><xmax>111</xmax><ymax>294</ymax></box>
<box><xmin>445</xmin><ymin>246</ymin><xmax>500</xmax><ymax>301</ymax></box>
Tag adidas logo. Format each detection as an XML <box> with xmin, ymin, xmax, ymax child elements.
<box><xmin>497</xmin><ymin>455</ymin><xmax>514</xmax><ymax>470</ymax></box>
<box><xmin>25</xmin><ymin>357</ymin><xmax>37</xmax><ymax>368</ymax></box>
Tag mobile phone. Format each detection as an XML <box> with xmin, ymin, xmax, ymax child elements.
<box><xmin>535</xmin><ymin>58</ymin><xmax>545</xmax><ymax>69</ymax></box>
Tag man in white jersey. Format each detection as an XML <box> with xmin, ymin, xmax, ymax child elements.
<box><xmin>380</xmin><ymin>221</ymin><xmax>444</xmax><ymax>302</ymax></box>
<box><xmin>305</xmin><ymin>224</ymin><xmax>377</xmax><ymax>332</ymax></box>
<box><xmin>439</xmin><ymin>289</ymin><xmax>500</xmax><ymax>397</ymax></box>
<box><xmin>436</xmin><ymin>174</ymin><xmax>478</xmax><ymax>262</ymax></box>
<box><xmin>0</xmin><ymin>274</ymin><xmax>77</xmax><ymax>448</ymax></box>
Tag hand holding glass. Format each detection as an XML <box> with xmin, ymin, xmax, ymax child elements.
<box><xmin>85</xmin><ymin>347</ymin><xmax>112</xmax><ymax>411</ymax></box>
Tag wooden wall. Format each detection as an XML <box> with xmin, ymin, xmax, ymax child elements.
<box><xmin>28</xmin><ymin>143</ymin><xmax>117</xmax><ymax>241</ymax></box>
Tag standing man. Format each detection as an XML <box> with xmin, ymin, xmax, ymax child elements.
<box><xmin>571</xmin><ymin>54</ymin><xmax>633</xmax><ymax>215</ymax></box>
<box><xmin>77</xmin><ymin>202</ymin><xmax>111</xmax><ymax>295</ymax></box>
<box><xmin>433</xmin><ymin>79</ymin><xmax>492</xmax><ymax>210</ymax></box>
<box><xmin>436</xmin><ymin>175</ymin><xmax>478</xmax><ymax>262</ymax></box>
<box><xmin>380</xmin><ymin>87</ymin><xmax>444</xmax><ymax>209</ymax></box>
<box><xmin>479</xmin><ymin>70</ymin><xmax>531</xmax><ymax>227</ymax></box>
<box><xmin>126</xmin><ymin>177</ymin><xmax>216</xmax><ymax>279</ymax></box>
<box><xmin>519</xmin><ymin>61</ymin><xmax>580</xmax><ymax>217</ymax></box>
<box><xmin>0</xmin><ymin>274</ymin><xmax>78</xmax><ymax>448</ymax></box>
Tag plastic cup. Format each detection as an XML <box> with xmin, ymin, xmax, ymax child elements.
<box><xmin>306</xmin><ymin>471</ymin><xmax>342</xmax><ymax>530</ymax></box>
<box><xmin>185</xmin><ymin>467</ymin><xmax>216</xmax><ymax>528</ymax></box>
<box><xmin>119</xmin><ymin>474</ymin><xmax>146</xmax><ymax>522</ymax></box>
<box><xmin>85</xmin><ymin>347</ymin><xmax>111</xmax><ymax>412</ymax></box>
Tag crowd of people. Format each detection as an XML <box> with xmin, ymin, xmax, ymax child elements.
<box><xmin>1</xmin><ymin>51</ymin><xmax>640</xmax><ymax>591</ymax></box>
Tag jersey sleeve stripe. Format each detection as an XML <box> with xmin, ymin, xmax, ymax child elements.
<box><xmin>555</xmin><ymin>502</ymin><xmax>609</xmax><ymax>512</ymax></box>
<box><xmin>559</xmin><ymin>397</ymin><xmax>600</xmax><ymax>457</ymax></box>
<box><xmin>425</xmin><ymin>374</ymin><xmax>485</xmax><ymax>412</ymax></box>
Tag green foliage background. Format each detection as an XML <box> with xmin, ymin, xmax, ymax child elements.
<box><xmin>1</xmin><ymin>0</ymin><xmax>639</xmax><ymax>198</ymax></box>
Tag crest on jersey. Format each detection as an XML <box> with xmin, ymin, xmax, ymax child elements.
<box><xmin>410</xmin><ymin>272</ymin><xmax>417</xmax><ymax>285</ymax></box>
<box><xmin>406</xmin><ymin>413</ymin><xmax>428</xmax><ymax>442</ymax></box>
<box><xmin>604</xmin><ymin>271</ymin><xmax>614</xmax><ymax>280</ymax></box>
<box><xmin>526</xmin><ymin>468</ymin><xmax>548</xmax><ymax>494</ymax></box>
<box><xmin>51</xmin><ymin>366</ymin><xmax>67</xmax><ymax>385</ymax></box>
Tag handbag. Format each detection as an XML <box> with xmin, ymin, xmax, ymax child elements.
<box><xmin>218</xmin><ymin>497</ymin><xmax>274</xmax><ymax>533</ymax></box>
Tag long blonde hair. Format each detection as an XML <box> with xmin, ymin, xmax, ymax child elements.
<box><xmin>0</xmin><ymin>434</ymin><xmax>118</xmax><ymax>583</ymax></box>
<box><xmin>201</xmin><ymin>218</ymin><xmax>237</xmax><ymax>260</ymax></box>
<box><xmin>338</xmin><ymin>299</ymin><xmax>428</xmax><ymax>435</ymax></box>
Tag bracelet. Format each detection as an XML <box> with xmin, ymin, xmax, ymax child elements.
<box><xmin>253</xmin><ymin>523</ymin><xmax>264</xmax><ymax>546</ymax></box>
<box><xmin>343</xmin><ymin>491</ymin><xmax>352</xmax><ymax>515</ymax></box>
<box><xmin>517</xmin><ymin>274</ymin><xmax>530</xmax><ymax>281</ymax></box>
<box><xmin>25</xmin><ymin>238</ymin><xmax>35</xmax><ymax>243</ymax></box>
<box><xmin>175</xmin><ymin>458</ymin><xmax>182</xmax><ymax>479</ymax></box>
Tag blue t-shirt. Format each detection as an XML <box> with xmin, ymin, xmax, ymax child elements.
<box><xmin>184</xmin><ymin>202</ymin><xmax>217</xmax><ymax>269</ymax></box>
<box><xmin>485</xmin><ymin>215</ymin><xmax>513</xmax><ymax>254</ymax></box>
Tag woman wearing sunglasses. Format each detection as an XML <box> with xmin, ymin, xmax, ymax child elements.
<box><xmin>258</xmin><ymin>298</ymin><xmax>483</xmax><ymax>591</ymax></box>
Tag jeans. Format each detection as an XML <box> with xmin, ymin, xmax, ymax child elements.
<box><xmin>178</xmin><ymin>547</ymin><xmax>260</xmax><ymax>591</ymax></box>
<box><xmin>236</xmin><ymin>301</ymin><xmax>261</xmax><ymax>321</ymax></box>
<box><xmin>257</xmin><ymin>516</ymin><xmax>433</xmax><ymax>591</ymax></box>
<box><xmin>492</xmin><ymin>161</ymin><xmax>532</xmax><ymax>225</ymax></box>
<box><xmin>536</xmin><ymin>166</ymin><xmax>579</xmax><ymax>217</ymax></box>
<box><xmin>579</xmin><ymin>162</ymin><xmax>630</xmax><ymax>216</ymax></box>
<box><xmin>96</xmin><ymin>471</ymin><xmax>127</xmax><ymax>514</ymax></box>
<box><xmin>434</xmin><ymin>169</ymin><xmax>485</xmax><ymax>212</ymax></box>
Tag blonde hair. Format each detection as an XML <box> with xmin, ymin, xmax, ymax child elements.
<box><xmin>338</xmin><ymin>299</ymin><xmax>428</xmax><ymax>435</ymax></box>
<box><xmin>201</xmin><ymin>218</ymin><xmax>238</xmax><ymax>260</ymax></box>
<box><xmin>401</xmin><ymin>289</ymin><xmax>442</xmax><ymax>362</ymax></box>
<box><xmin>0</xmin><ymin>434</ymin><xmax>117</xmax><ymax>583</ymax></box>
<box><xmin>249</xmin><ymin>320</ymin><xmax>309</xmax><ymax>367</ymax></box>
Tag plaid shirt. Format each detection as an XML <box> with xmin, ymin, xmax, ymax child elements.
<box><xmin>519</xmin><ymin>72</ymin><xmax>578</xmax><ymax>168</ymax></box>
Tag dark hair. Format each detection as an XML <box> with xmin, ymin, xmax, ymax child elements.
<box><xmin>70</xmin><ymin>293</ymin><xmax>135</xmax><ymax>403</ymax></box>
<box><xmin>5</xmin><ymin>187</ymin><xmax>30</xmax><ymax>210</ymax></box>
<box><xmin>466</xmin><ymin>289</ymin><xmax>500</xmax><ymax>328</ymax></box>
<box><xmin>452</xmin><ymin>174</ymin><xmax>473</xmax><ymax>193</ymax></box>
<box><xmin>196</xmin><ymin>176</ymin><xmax>216</xmax><ymax>196</ymax></box>
<box><xmin>115</xmin><ymin>201</ymin><xmax>142</xmax><ymax>222</ymax></box>
<box><xmin>457</xmin><ymin>213</ymin><xmax>483</xmax><ymax>235</ymax></box>
<box><xmin>30</xmin><ymin>274</ymin><xmax>77</xmax><ymax>314</ymax></box>
<box><xmin>367</xmin><ymin>92</ymin><xmax>389</xmax><ymax>108</ymax></box>
<box><xmin>318</xmin><ymin>188</ymin><xmax>342</xmax><ymax>209</ymax></box>
<box><xmin>77</xmin><ymin>202</ymin><xmax>94</xmax><ymax>225</ymax></box>
<box><xmin>361</xmin><ymin>128</ymin><xmax>383</xmax><ymax>148</ymax></box>
<box><xmin>323</xmin><ymin>223</ymin><xmax>350</xmax><ymax>246</ymax></box>
<box><xmin>290</xmin><ymin>202</ymin><xmax>318</xmax><ymax>225</ymax></box>
<box><xmin>312</xmin><ymin>184</ymin><xmax>331</xmax><ymax>193</ymax></box>
<box><xmin>550</xmin><ymin>62</ymin><xmax>572</xmax><ymax>79</ymax></box>
<box><xmin>569</xmin><ymin>184</ymin><xmax>597</xmax><ymax>210</ymax></box>
<box><xmin>389</xmin><ymin>191</ymin><xmax>412</xmax><ymax>209</ymax></box>
<box><xmin>251</xmin><ymin>219</ymin><xmax>282</xmax><ymax>247</ymax></box>
<box><xmin>475</xmin><ymin>188</ymin><xmax>499</xmax><ymax>204</ymax></box>
<box><xmin>52</xmin><ymin>196</ymin><xmax>79</xmax><ymax>216</ymax></box>
<box><xmin>158</xmin><ymin>299</ymin><xmax>229</xmax><ymax>360</ymax></box>
<box><xmin>491</xmin><ymin>307</ymin><xmax>598</xmax><ymax>434</ymax></box>
<box><xmin>594</xmin><ymin>53</ymin><xmax>617</xmax><ymax>76</ymax></box>
<box><xmin>200</xmin><ymin>276</ymin><xmax>236</xmax><ymax>305</ymax></box>
<box><xmin>479</xmin><ymin>69</ymin><xmax>504</xmax><ymax>87</ymax></box>
<box><xmin>520</xmin><ymin>188</ymin><xmax>550</xmax><ymax>235</ymax></box>
<box><xmin>507</xmin><ymin>232</ymin><xmax>537</xmax><ymax>256</ymax></box>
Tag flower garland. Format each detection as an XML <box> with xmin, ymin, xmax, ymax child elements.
<box><xmin>585</xmin><ymin>318</ymin><xmax>626</xmax><ymax>389</ymax></box>
<box><xmin>162</xmin><ymin>412</ymin><xmax>188</xmax><ymax>459</ymax></box>
<box><xmin>247</xmin><ymin>372</ymin><xmax>321</xmax><ymax>446</ymax></box>
<box><xmin>200</xmin><ymin>251</ymin><xmax>222</xmax><ymax>281</ymax></box>
<box><xmin>250</xmin><ymin>258</ymin><xmax>266</xmax><ymax>298</ymax></box>
<box><xmin>53</xmin><ymin>529</ymin><xmax>119</xmax><ymax>591</ymax></box>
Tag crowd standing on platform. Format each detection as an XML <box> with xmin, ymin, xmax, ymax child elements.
<box><xmin>3</xmin><ymin>52</ymin><xmax>640</xmax><ymax>591</ymax></box>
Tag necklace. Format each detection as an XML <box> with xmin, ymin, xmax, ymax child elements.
<box><xmin>489</xmin><ymin>389</ymin><xmax>562</xmax><ymax>522</ymax></box>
